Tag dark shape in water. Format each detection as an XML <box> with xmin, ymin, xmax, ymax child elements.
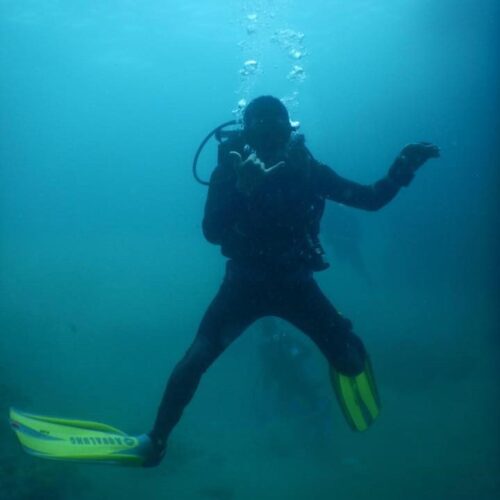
<box><xmin>322</xmin><ymin>204</ymin><xmax>373</xmax><ymax>286</ymax></box>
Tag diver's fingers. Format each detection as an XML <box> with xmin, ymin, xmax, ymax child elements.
<box><xmin>427</xmin><ymin>144</ymin><xmax>441</xmax><ymax>158</ymax></box>
<box><xmin>418</xmin><ymin>142</ymin><xmax>440</xmax><ymax>158</ymax></box>
<box><xmin>265</xmin><ymin>161</ymin><xmax>286</xmax><ymax>176</ymax></box>
<box><xmin>229</xmin><ymin>151</ymin><xmax>243</xmax><ymax>172</ymax></box>
<box><xmin>241</xmin><ymin>153</ymin><xmax>259</xmax><ymax>168</ymax></box>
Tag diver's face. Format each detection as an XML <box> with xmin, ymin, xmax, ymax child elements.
<box><xmin>245</xmin><ymin>111</ymin><xmax>291</xmax><ymax>153</ymax></box>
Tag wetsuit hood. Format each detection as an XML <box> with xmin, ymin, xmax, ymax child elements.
<box><xmin>243</xmin><ymin>96</ymin><xmax>292</xmax><ymax>154</ymax></box>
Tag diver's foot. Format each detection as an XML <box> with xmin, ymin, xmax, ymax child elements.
<box><xmin>333</xmin><ymin>337</ymin><xmax>366</xmax><ymax>376</ymax></box>
<box><xmin>141</xmin><ymin>433</ymin><xmax>167</xmax><ymax>467</ymax></box>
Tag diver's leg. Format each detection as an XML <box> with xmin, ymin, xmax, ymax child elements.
<box><xmin>276</xmin><ymin>277</ymin><xmax>366</xmax><ymax>376</ymax></box>
<box><xmin>147</xmin><ymin>272</ymin><xmax>260</xmax><ymax>465</ymax></box>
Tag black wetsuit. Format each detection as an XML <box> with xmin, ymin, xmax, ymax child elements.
<box><xmin>151</xmin><ymin>136</ymin><xmax>401</xmax><ymax>442</ymax></box>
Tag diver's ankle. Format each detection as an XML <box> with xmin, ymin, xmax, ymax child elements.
<box><xmin>142</xmin><ymin>433</ymin><xmax>167</xmax><ymax>468</ymax></box>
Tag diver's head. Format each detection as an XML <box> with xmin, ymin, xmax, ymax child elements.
<box><xmin>243</xmin><ymin>95</ymin><xmax>292</xmax><ymax>154</ymax></box>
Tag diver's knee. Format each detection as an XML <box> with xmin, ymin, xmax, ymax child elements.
<box><xmin>180</xmin><ymin>336</ymin><xmax>220</xmax><ymax>374</ymax></box>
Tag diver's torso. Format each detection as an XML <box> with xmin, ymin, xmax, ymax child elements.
<box><xmin>220</xmin><ymin>138</ymin><xmax>325</xmax><ymax>269</ymax></box>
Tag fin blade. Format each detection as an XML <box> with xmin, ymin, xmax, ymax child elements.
<box><xmin>354</xmin><ymin>369</ymin><xmax>380</xmax><ymax>421</ymax></box>
<box><xmin>330</xmin><ymin>357</ymin><xmax>381</xmax><ymax>432</ymax></box>
<box><xmin>10</xmin><ymin>408</ymin><xmax>150</xmax><ymax>466</ymax></box>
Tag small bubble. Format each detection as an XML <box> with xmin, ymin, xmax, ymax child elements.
<box><xmin>287</xmin><ymin>65</ymin><xmax>305</xmax><ymax>82</ymax></box>
<box><xmin>232</xmin><ymin>99</ymin><xmax>247</xmax><ymax>117</ymax></box>
<box><xmin>240</xmin><ymin>59</ymin><xmax>259</xmax><ymax>76</ymax></box>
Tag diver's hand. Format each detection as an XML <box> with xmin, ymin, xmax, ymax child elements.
<box><xmin>229</xmin><ymin>151</ymin><xmax>285</xmax><ymax>195</ymax></box>
<box><xmin>399</xmin><ymin>142</ymin><xmax>440</xmax><ymax>168</ymax></box>
<box><xmin>389</xmin><ymin>142</ymin><xmax>440</xmax><ymax>187</ymax></box>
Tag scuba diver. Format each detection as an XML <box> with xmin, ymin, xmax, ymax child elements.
<box><xmin>257</xmin><ymin>317</ymin><xmax>320</xmax><ymax>419</ymax></box>
<box><xmin>9</xmin><ymin>95</ymin><xmax>439</xmax><ymax>467</ymax></box>
<box><xmin>256</xmin><ymin>318</ymin><xmax>332</xmax><ymax>455</ymax></box>
<box><xmin>142</xmin><ymin>95</ymin><xmax>440</xmax><ymax>465</ymax></box>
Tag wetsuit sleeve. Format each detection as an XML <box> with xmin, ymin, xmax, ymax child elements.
<box><xmin>202</xmin><ymin>165</ymin><xmax>246</xmax><ymax>244</ymax></box>
<box><xmin>312</xmin><ymin>161</ymin><xmax>401</xmax><ymax>211</ymax></box>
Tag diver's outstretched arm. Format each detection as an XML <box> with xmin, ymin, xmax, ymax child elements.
<box><xmin>312</xmin><ymin>142</ymin><xmax>440</xmax><ymax>211</ymax></box>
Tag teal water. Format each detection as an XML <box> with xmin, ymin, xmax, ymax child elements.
<box><xmin>1</xmin><ymin>1</ymin><xmax>499</xmax><ymax>499</ymax></box>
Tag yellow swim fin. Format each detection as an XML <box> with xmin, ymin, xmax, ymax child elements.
<box><xmin>9</xmin><ymin>408</ymin><xmax>152</xmax><ymax>466</ymax></box>
<box><xmin>330</xmin><ymin>356</ymin><xmax>381</xmax><ymax>432</ymax></box>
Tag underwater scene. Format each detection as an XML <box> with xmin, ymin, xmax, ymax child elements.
<box><xmin>1</xmin><ymin>1</ymin><xmax>499</xmax><ymax>499</ymax></box>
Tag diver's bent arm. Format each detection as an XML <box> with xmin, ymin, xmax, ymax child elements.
<box><xmin>314</xmin><ymin>162</ymin><xmax>401</xmax><ymax>211</ymax></box>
